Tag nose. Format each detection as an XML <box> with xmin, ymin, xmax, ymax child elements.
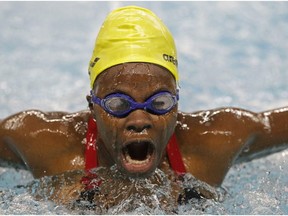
<box><xmin>125</xmin><ymin>110</ymin><xmax>152</xmax><ymax>133</ymax></box>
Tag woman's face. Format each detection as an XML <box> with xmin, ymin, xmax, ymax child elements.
<box><xmin>91</xmin><ymin>62</ymin><xmax>178</xmax><ymax>177</ymax></box>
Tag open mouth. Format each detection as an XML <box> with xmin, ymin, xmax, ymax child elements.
<box><xmin>121</xmin><ymin>140</ymin><xmax>156</xmax><ymax>174</ymax></box>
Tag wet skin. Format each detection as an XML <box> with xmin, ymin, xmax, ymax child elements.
<box><xmin>0</xmin><ymin>62</ymin><xmax>288</xmax><ymax>188</ymax></box>
<box><xmin>90</xmin><ymin>63</ymin><xmax>178</xmax><ymax>177</ymax></box>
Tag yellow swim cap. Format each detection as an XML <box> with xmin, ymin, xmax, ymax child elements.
<box><xmin>88</xmin><ymin>5</ymin><xmax>178</xmax><ymax>88</ymax></box>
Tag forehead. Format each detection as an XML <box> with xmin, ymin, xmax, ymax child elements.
<box><xmin>94</xmin><ymin>63</ymin><xmax>176</xmax><ymax>97</ymax></box>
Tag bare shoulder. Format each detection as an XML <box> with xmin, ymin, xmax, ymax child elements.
<box><xmin>175</xmin><ymin>107</ymin><xmax>261</xmax><ymax>137</ymax></box>
<box><xmin>174</xmin><ymin>107</ymin><xmax>265</xmax><ymax>186</ymax></box>
<box><xmin>1</xmin><ymin>109</ymin><xmax>92</xmax><ymax>178</ymax></box>
<box><xmin>175</xmin><ymin>107</ymin><xmax>259</xmax><ymax>154</ymax></box>
<box><xmin>177</xmin><ymin>106</ymin><xmax>261</xmax><ymax>123</ymax></box>
<box><xmin>2</xmin><ymin>109</ymin><xmax>91</xmax><ymax>127</ymax></box>
<box><xmin>175</xmin><ymin>106</ymin><xmax>288</xmax><ymax>186</ymax></box>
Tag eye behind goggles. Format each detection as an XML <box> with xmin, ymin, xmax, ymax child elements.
<box><xmin>90</xmin><ymin>90</ymin><xmax>179</xmax><ymax>118</ymax></box>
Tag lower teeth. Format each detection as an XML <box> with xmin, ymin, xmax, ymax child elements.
<box><xmin>126</xmin><ymin>154</ymin><xmax>150</xmax><ymax>165</ymax></box>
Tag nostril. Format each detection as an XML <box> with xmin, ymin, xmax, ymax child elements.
<box><xmin>126</xmin><ymin>124</ymin><xmax>151</xmax><ymax>132</ymax></box>
<box><xmin>125</xmin><ymin>110</ymin><xmax>153</xmax><ymax>132</ymax></box>
<box><xmin>127</xmin><ymin>125</ymin><xmax>136</xmax><ymax>131</ymax></box>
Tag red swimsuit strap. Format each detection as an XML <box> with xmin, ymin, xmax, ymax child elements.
<box><xmin>84</xmin><ymin>117</ymin><xmax>98</xmax><ymax>171</ymax></box>
<box><xmin>84</xmin><ymin>117</ymin><xmax>186</xmax><ymax>175</ymax></box>
<box><xmin>166</xmin><ymin>133</ymin><xmax>186</xmax><ymax>175</ymax></box>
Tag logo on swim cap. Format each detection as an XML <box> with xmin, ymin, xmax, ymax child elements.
<box><xmin>89</xmin><ymin>57</ymin><xmax>100</xmax><ymax>68</ymax></box>
<box><xmin>88</xmin><ymin>5</ymin><xmax>179</xmax><ymax>88</ymax></box>
<box><xmin>163</xmin><ymin>54</ymin><xmax>178</xmax><ymax>67</ymax></box>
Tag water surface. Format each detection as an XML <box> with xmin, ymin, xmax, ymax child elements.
<box><xmin>0</xmin><ymin>2</ymin><xmax>287</xmax><ymax>214</ymax></box>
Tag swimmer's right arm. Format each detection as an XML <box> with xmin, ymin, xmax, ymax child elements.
<box><xmin>0</xmin><ymin>110</ymin><xmax>88</xmax><ymax>178</ymax></box>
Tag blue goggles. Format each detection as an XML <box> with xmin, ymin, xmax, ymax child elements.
<box><xmin>90</xmin><ymin>90</ymin><xmax>179</xmax><ymax>118</ymax></box>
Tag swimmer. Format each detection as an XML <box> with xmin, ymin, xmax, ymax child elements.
<box><xmin>1</xmin><ymin>5</ymin><xmax>288</xmax><ymax>207</ymax></box>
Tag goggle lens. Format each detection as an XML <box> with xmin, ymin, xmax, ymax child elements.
<box><xmin>91</xmin><ymin>90</ymin><xmax>178</xmax><ymax>117</ymax></box>
<box><xmin>150</xmin><ymin>93</ymin><xmax>175</xmax><ymax>111</ymax></box>
<box><xmin>105</xmin><ymin>97</ymin><xmax>130</xmax><ymax>114</ymax></box>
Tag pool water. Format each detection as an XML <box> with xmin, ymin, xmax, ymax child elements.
<box><xmin>1</xmin><ymin>1</ymin><xmax>288</xmax><ymax>214</ymax></box>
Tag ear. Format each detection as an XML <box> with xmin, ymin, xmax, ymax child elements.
<box><xmin>86</xmin><ymin>95</ymin><xmax>93</xmax><ymax>110</ymax></box>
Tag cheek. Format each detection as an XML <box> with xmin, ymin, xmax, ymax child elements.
<box><xmin>165</xmin><ymin>111</ymin><xmax>178</xmax><ymax>139</ymax></box>
<box><xmin>93</xmin><ymin>106</ymin><xmax>119</xmax><ymax>147</ymax></box>
<box><xmin>154</xmin><ymin>110</ymin><xmax>178</xmax><ymax>147</ymax></box>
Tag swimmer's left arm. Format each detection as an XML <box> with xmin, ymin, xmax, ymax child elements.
<box><xmin>236</xmin><ymin>107</ymin><xmax>288</xmax><ymax>163</ymax></box>
<box><xmin>0</xmin><ymin>118</ymin><xmax>25</xmax><ymax>164</ymax></box>
<box><xmin>176</xmin><ymin>107</ymin><xmax>288</xmax><ymax>187</ymax></box>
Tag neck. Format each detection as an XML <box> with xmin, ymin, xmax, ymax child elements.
<box><xmin>97</xmin><ymin>138</ymin><xmax>116</xmax><ymax>167</ymax></box>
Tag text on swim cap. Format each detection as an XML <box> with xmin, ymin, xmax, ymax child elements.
<box><xmin>90</xmin><ymin>57</ymin><xmax>100</xmax><ymax>68</ymax></box>
<box><xmin>163</xmin><ymin>54</ymin><xmax>178</xmax><ymax>67</ymax></box>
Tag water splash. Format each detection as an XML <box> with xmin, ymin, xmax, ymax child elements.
<box><xmin>28</xmin><ymin>167</ymin><xmax>175</xmax><ymax>214</ymax></box>
<box><xmin>1</xmin><ymin>151</ymin><xmax>288</xmax><ymax>215</ymax></box>
<box><xmin>20</xmin><ymin>166</ymin><xmax>224</xmax><ymax>214</ymax></box>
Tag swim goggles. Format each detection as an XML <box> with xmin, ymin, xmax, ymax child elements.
<box><xmin>90</xmin><ymin>90</ymin><xmax>179</xmax><ymax>118</ymax></box>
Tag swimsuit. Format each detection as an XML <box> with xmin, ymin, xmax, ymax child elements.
<box><xmin>79</xmin><ymin>117</ymin><xmax>202</xmax><ymax>206</ymax></box>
